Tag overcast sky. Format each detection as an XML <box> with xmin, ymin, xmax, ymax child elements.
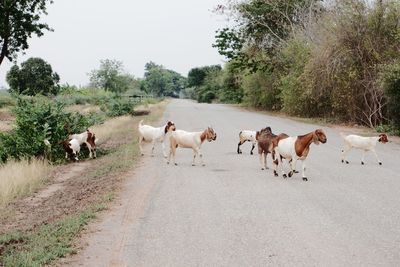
<box><xmin>0</xmin><ymin>0</ymin><xmax>229</xmax><ymax>87</ymax></box>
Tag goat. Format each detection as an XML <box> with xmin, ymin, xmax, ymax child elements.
<box><xmin>60</xmin><ymin>139</ymin><xmax>80</xmax><ymax>162</ymax></box>
<box><xmin>273</xmin><ymin>129</ymin><xmax>327</xmax><ymax>181</ymax></box>
<box><xmin>256</xmin><ymin>127</ymin><xmax>275</xmax><ymax>170</ymax></box>
<box><xmin>70</xmin><ymin>129</ymin><xmax>98</xmax><ymax>159</ymax></box>
<box><xmin>340</xmin><ymin>133</ymin><xmax>388</xmax><ymax>165</ymax></box>
<box><xmin>237</xmin><ymin>130</ymin><xmax>257</xmax><ymax>154</ymax></box>
<box><xmin>167</xmin><ymin>127</ymin><xmax>217</xmax><ymax>166</ymax></box>
<box><xmin>138</xmin><ymin>119</ymin><xmax>176</xmax><ymax>158</ymax></box>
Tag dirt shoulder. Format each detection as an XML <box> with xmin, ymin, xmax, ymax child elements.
<box><xmin>0</xmin><ymin>101</ymin><xmax>167</xmax><ymax>265</ymax></box>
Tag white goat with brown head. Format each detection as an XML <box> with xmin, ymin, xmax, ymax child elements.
<box><xmin>138</xmin><ymin>119</ymin><xmax>176</xmax><ymax>158</ymax></box>
<box><xmin>167</xmin><ymin>127</ymin><xmax>217</xmax><ymax>166</ymax></box>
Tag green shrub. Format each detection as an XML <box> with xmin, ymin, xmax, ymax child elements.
<box><xmin>0</xmin><ymin>97</ymin><xmax>93</xmax><ymax>163</ymax></box>
<box><xmin>101</xmin><ymin>97</ymin><xmax>135</xmax><ymax>117</ymax></box>
<box><xmin>380</xmin><ymin>61</ymin><xmax>400</xmax><ymax>129</ymax></box>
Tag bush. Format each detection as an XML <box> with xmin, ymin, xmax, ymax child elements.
<box><xmin>380</xmin><ymin>61</ymin><xmax>400</xmax><ymax>129</ymax></box>
<box><xmin>101</xmin><ymin>97</ymin><xmax>135</xmax><ymax>117</ymax></box>
<box><xmin>0</xmin><ymin>97</ymin><xmax>93</xmax><ymax>163</ymax></box>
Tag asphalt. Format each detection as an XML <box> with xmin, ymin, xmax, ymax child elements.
<box><xmin>68</xmin><ymin>99</ymin><xmax>400</xmax><ymax>267</ymax></box>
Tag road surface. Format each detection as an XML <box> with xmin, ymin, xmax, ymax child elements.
<box><xmin>68</xmin><ymin>99</ymin><xmax>400</xmax><ymax>267</ymax></box>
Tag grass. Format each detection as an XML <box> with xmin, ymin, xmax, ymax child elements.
<box><xmin>0</xmin><ymin>100</ymin><xmax>167</xmax><ymax>266</ymax></box>
<box><xmin>0</xmin><ymin>203</ymin><xmax>107</xmax><ymax>267</ymax></box>
<box><xmin>0</xmin><ymin>159</ymin><xmax>52</xmax><ymax>207</ymax></box>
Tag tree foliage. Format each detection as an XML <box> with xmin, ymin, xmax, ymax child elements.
<box><xmin>0</xmin><ymin>0</ymin><xmax>53</xmax><ymax>67</ymax></box>
<box><xmin>142</xmin><ymin>61</ymin><xmax>186</xmax><ymax>97</ymax></box>
<box><xmin>6</xmin><ymin>57</ymin><xmax>60</xmax><ymax>96</ymax></box>
<box><xmin>207</xmin><ymin>0</ymin><xmax>400</xmax><ymax>131</ymax></box>
<box><xmin>89</xmin><ymin>59</ymin><xmax>134</xmax><ymax>93</ymax></box>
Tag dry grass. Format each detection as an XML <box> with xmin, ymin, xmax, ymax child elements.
<box><xmin>0</xmin><ymin>159</ymin><xmax>52</xmax><ymax>206</ymax></box>
<box><xmin>91</xmin><ymin>101</ymin><xmax>167</xmax><ymax>145</ymax></box>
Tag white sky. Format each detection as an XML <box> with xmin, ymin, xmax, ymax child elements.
<box><xmin>0</xmin><ymin>0</ymin><xmax>228</xmax><ymax>87</ymax></box>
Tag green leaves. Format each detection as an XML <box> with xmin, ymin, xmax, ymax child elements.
<box><xmin>0</xmin><ymin>0</ymin><xmax>53</xmax><ymax>66</ymax></box>
<box><xmin>6</xmin><ymin>57</ymin><xmax>60</xmax><ymax>96</ymax></box>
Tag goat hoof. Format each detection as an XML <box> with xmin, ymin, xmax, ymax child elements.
<box><xmin>250</xmin><ymin>152</ymin><xmax>253</xmax><ymax>155</ymax></box>
<box><xmin>192</xmin><ymin>164</ymin><xmax>195</xmax><ymax>166</ymax></box>
<box><xmin>167</xmin><ymin>162</ymin><xmax>170</xmax><ymax>165</ymax></box>
<box><xmin>345</xmin><ymin>161</ymin><xmax>349</xmax><ymax>164</ymax></box>
<box><xmin>341</xmin><ymin>159</ymin><xmax>344</xmax><ymax>163</ymax></box>
<box><xmin>274</xmin><ymin>172</ymin><xmax>278</xmax><ymax>177</ymax></box>
<box><xmin>294</xmin><ymin>170</ymin><xmax>299</xmax><ymax>173</ymax></box>
<box><xmin>283</xmin><ymin>174</ymin><xmax>287</xmax><ymax>178</ymax></box>
<box><xmin>202</xmin><ymin>164</ymin><xmax>206</xmax><ymax>167</ymax></box>
<box><xmin>174</xmin><ymin>163</ymin><xmax>178</xmax><ymax>166</ymax></box>
<box><xmin>379</xmin><ymin>162</ymin><xmax>382</xmax><ymax>165</ymax></box>
<box><xmin>261</xmin><ymin>168</ymin><xmax>265</xmax><ymax>170</ymax></box>
<box><xmin>303</xmin><ymin>177</ymin><xmax>308</xmax><ymax>181</ymax></box>
<box><xmin>361</xmin><ymin>161</ymin><xmax>364</xmax><ymax>165</ymax></box>
<box><xmin>288</xmin><ymin>171</ymin><xmax>293</xmax><ymax>178</ymax></box>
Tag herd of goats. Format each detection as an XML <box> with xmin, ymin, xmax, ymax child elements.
<box><xmin>136</xmin><ymin>119</ymin><xmax>389</xmax><ymax>181</ymax></box>
<box><xmin>61</xmin><ymin>119</ymin><xmax>389</xmax><ymax>182</ymax></box>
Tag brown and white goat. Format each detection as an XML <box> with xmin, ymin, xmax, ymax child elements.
<box><xmin>273</xmin><ymin>129</ymin><xmax>327</xmax><ymax>181</ymax></box>
<box><xmin>60</xmin><ymin>139</ymin><xmax>80</xmax><ymax>162</ymax></box>
<box><xmin>167</xmin><ymin>127</ymin><xmax>217</xmax><ymax>166</ymax></box>
<box><xmin>138</xmin><ymin>120</ymin><xmax>176</xmax><ymax>158</ymax></box>
<box><xmin>340</xmin><ymin>133</ymin><xmax>388</xmax><ymax>165</ymax></box>
<box><xmin>237</xmin><ymin>130</ymin><xmax>257</xmax><ymax>154</ymax></box>
<box><xmin>70</xmin><ymin>129</ymin><xmax>98</xmax><ymax>159</ymax></box>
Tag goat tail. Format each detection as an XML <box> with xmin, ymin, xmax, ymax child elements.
<box><xmin>239</xmin><ymin>131</ymin><xmax>242</xmax><ymax>137</ymax></box>
<box><xmin>138</xmin><ymin>119</ymin><xmax>144</xmax><ymax>128</ymax></box>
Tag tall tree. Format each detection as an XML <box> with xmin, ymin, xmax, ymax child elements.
<box><xmin>0</xmin><ymin>0</ymin><xmax>53</xmax><ymax>67</ymax></box>
<box><xmin>6</xmin><ymin>57</ymin><xmax>60</xmax><ymax>95</ymax></box>
<box><xmin>89</xmin><ymin>59</ymin><xmax>130</xmax><ymax>93</ymax></box>
<box><xmin>143</xmin><ymin>62</ymin><xmax>186</xmax><ymax>97</ymax></box>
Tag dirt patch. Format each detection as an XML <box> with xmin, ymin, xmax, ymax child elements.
<box><xmin>0</xmin><ymin>144</ymin><xmax>124</xmax><ymax>235</ymax></box>
<box><xmin>0</xmin><ymin>101</ymin><xmax>167</xmax><ymax>237</ymax></box>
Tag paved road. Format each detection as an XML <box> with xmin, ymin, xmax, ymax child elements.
<box><xmin>69</xmin><ymin>99</ymin><xmax>400</xmax><ymax>267</ymax></box>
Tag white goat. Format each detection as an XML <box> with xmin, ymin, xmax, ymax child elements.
<box><xmin>167</xmin><ymin>127</ymin><xmax>217</xmax><ymax>166</ymax></box>
<box><xmin>138</xmin><ymin>119</ymin><xmax>176</xmax><ymax>157</ymax></box>
<box><xmin>273</xmin><ymin>129</ymin><xmax>327</xmax><ymax>181</ymax></box>
<box><xmin>340</xmin><ymin>133</ymin><xmax>388</xmax><ymax>165</ymax></box>
<box><xmin>237</xmin><ymin>130</ymin><xmax>257</xmax><ymax>154</ymax></box>
<box><xmin>61</xmin><ymin>138</ymin><xmax>81</xmax><ymax>162</ymax></box>
<box><xmin>70</xmin><ymin>129</ymin><xmax>98</xmax><ymax>159</ymax></box>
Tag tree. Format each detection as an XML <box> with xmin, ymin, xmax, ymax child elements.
<box><xmin>142</xmin><ymin>62</ymin><xmax>186</xmax><ymax>97</ymax></box>
<box><xmin>6</xmin><ymin>57</ymin><xmax>60</xmax><ymax>96</ymax></box>
<box><xmin>0</xmin><ymin>0</ymin><xmax>53</xmax><ymax>67</ymax></box>
<box><xmin>89</xmin><ymin>59</ymin><xmax>130</xmax><ymax>93</ymax></box>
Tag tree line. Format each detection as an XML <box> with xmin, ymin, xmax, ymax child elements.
<box><xmin>186</xmin><ymin>0</ymin><xmax>400</xmax><ymax>133</ymax></box>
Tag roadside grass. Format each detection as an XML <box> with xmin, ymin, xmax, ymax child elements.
<box><xmin>0</xmin><ymin>159</ymin><xmax>52</xmax><ymax>206</ymax></box>
<box><xmin>0</xmin><ymin>100</ymin><xmax>167</xmax><ymax>267</ymax></box>
<box><xmin>0</xmin><ymin>202</ymin><xmax>108</xmax><ymax>267</ymax></box>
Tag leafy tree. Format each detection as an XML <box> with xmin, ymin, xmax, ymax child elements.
<box><xmin>142</xmin><ymin>62</ymin><xmax>186</xmax><ymax>97</ymax></box>
<box><xmin>89</xmin><ymin>59</ymin><xmax>132</xmax><ymax>93</ymax></box>
<box><xmin>6</xmin><ymin>57</ymin><xmax>60</xmax><ymax>96</ymax></box>
<box><xmin>0</xmin><ymin>0</ymin><xmax>53</xmax><ymax>67</ymax></box>
<box><xmin>213</xmin><ymin>0</ymin><xmax>321</xmax><ymax>71</ymax></box>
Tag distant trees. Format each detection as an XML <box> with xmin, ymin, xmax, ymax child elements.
<box><xmin>89</xmin><ymin>59</ymin><xmax>137</xmax><ymax>94</ymax></box>
<box><xmin>142</xmin><ymin>62</ymin><xmax>186</xmax><ymax>97</ymax></box>
<box><xmin>6</xmin><ymin>57</ymin><xmax>60</xmax><ymax>96</ymax></box>
<box><xmin>0</xmin><ymin>0</ymin><xmax>53</xmax><ymax>67</ymax></box>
